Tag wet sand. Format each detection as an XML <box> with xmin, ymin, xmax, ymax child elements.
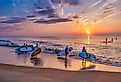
<box><xmin>0</xmin><ymin>63</ymin><xmax>121</xmax><ymax>82</ymax></box>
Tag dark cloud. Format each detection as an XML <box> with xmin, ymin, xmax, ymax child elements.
<box><xmin>50</xmin><ymin>0</ymin><xmax>81</xmax><ymax>5</ymax></box>
<box><xmin>34</xmin><ymin>18</ymin><xmax>72</xmax><ymax>24</ymax></box>
<box><xmin>33</xmin><ymin>0</ymin><xmax>81</xmax><ymax>17</ymax></box>
<box><xmin>34</xmin><ymin>9</ymin><xmax>56</xmax><ymax>16</ymax></box>
<box><xmin>33</xmin><ymin>0</ymin><xmax>53</xmax><ymax>9</ymax></box>
<box><xmin>63</xmin><ymin>0</ymin><xmax>81</xmax><ymax>5</ymax></box>
<box><xmin>26</xmin><ymin>15</ymin><xmax>36</xmax><ymax>18</ymax></box>
<box><xmin>0</xmin><ymin>17</ymin><xmax>25</xmax><ymax>24</ymax></box>
<box><xmin>33</xmin><ymin>0</ymin><xmax>58</xmax><ymax>17</ymax></box>
<box><xmin>50</xmin><ymin>0</ymin><xmax>61</xmax><ymax>4</ymax></box>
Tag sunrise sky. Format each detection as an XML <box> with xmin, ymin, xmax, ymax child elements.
<box><xmin>0</xmin><ymin>0</ymin><xmax>121</xmax><ymax>36</ymax></box>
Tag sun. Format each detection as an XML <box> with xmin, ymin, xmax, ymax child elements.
<box><xmin>86</xmin><ymin>30</ymin><xmax>91</xmax><ymax>35</ymax></box>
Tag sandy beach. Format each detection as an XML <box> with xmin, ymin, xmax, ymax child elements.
<box><xmin>0</xmin><ymin>63</ymin><xmax>121</xmax><ymax>82</ymax></box>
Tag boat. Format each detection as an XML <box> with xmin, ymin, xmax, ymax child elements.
<box><xmin>0</xmin><ymin>40</ymin><xmax>19</xmax><ymax>47</ymax></box>
<box><xmin>15</xmin><ymin>45</ymin><xmax>37</xmax><ymax>53</ymax></box>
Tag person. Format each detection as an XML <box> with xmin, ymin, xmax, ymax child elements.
<box><xmin>82</xmin><ymin>47</ymin><xmax>88</xmax><ymax>69</ymax></box>
<box><xmin>23</xmin><ymin>43</ymin><xmax>26</xmax><ymax>46</ymax></box>
<box><xmin>64</xmin><ymin>57</ymin><xmax>68</xmax><ymax>68</ymax></box>
<box><xmin>55</xmin><ymin>48</ymin><xmax>59</xmax><ymax>55</ymax></box>
<box><xmin>111</xmin><ymin>38</ymin><xmax>113</xmax><ymax>43</ymax></box>
<box><xmin>82</xmin><ymin>47</ymin><xmax>87</xmax><ymax>52</ymax></box>
<box><xmin>82</xmin><ymin>47</ymin><xmax>88</xmax><ymax>57</ymax></box>
<box><xmin>105</xmin><ymin>38</ymin><xmax>108</xmax><ymax>45</ymax></box>
<box><xmin>65</xmin><ymin>46</ymin><xmax>69</xmax><ymax>57</ymax></box>
<box><xmin>82</xmin><ymin>59</ymin><xmax>86</xmax><ymax>69</ymax></box>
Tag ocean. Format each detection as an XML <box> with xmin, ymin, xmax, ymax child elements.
<box><xmin>0</xmin><ymin>35</ymin><xmax>121</xmax><ymax>71</ymax></box>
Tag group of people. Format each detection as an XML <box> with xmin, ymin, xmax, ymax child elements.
<box><xmin>64</xmin><ymin>46</ymin><xmax>88</xmax><ymax>69</ymax></box>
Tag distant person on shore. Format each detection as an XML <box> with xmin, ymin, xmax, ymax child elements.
<box><xmin>106</xmin><ymin>38</ymin><xmax>108</xmax><ymax>45</ymax></box>
<box><xmin>111</xmin><ymin>38</ymin><xmax>113</xmax><ymax>43</ymax></box>
<box><xmin>115</xmin><ymin>37</ymin><xmax>118</xmax><ymax>40</ymax></box>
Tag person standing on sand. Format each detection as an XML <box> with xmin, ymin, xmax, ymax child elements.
<box><xmin>82</xmin><ymin>59</ymin><xmax>86</xmax><ymax>69</ymax></box>
<box><xmin>82</xmin><ymin>47</ymin><xmax>88</xmax><ymax>69</ymax></box>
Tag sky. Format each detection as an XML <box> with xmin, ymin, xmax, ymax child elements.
<box><xmin>0</xmin><ymin>0</ymin><xmax>121</xmax><ymax>36</ymax></box>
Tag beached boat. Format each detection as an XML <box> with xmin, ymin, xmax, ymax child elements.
<box><xmin>0</xmin><ymin>40</ymin><xmax>19</xmax><ymax>47</ymax></box>
<box><xmin>15</xmin><ymin>45</ymin><xmax>37</xmax><ymax>53</ymax></box>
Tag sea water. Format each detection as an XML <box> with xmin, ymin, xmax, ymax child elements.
<box><xmin>0</xmin><ymin>36</ymin><xmax>121</xmax><ymax>71</ymax></box>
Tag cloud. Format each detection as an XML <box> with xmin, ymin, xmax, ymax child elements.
<box><xmin>34</xmin><ymin>0</ymin><xmax>53</xmax><ymax>9</ymax></box>
<box><xmin>63</xmin><ymin>0</ymin><xmax>81</xmax><ymax>6</ymax></box>
<box><xmin>0</xmin><ymin>17</ymin><xmax>25</xmax><ymax>24</ymax></box>
<box><xmin>33</xmin><ymin>0</ymin><xmax>58</xmax><ymax>17</ymax></box>
<box><xmin>50</xmin><ymin>0</ymin><xmax>61</xmax><ymax>4</ymax></box>
<box><xmin>90</xmin><ymin>0</ymin><xmax>106</xmax><ymax>8</ymax></box>
<box><xmin>34</xmin><ymin>18</ymin><xmax>72</xmax><ymax>24</ymax></box>
<box><xmin>0</xmin><ymin>25</ymin><xmax>21</xmax><ymax>32</ymax></box>
<box><xmin>50</xmin><ymin>0</ymin><xmax>81</xmax><ymax>6</ymax></box>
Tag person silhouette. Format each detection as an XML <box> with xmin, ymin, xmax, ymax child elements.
<box><xmin>65</xmin><ymin>46</ymin><xmax>69</xmax><ymax>57</ymax></box>
<box><xmin>82</xmin><ymin>47</ymin><xmax>88</xmax><ymax>57</ymax></box>
<box><xmin>82</xmin><ymin>47</ymin><xmax>87</xmax><ymax>52</ymax></box>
